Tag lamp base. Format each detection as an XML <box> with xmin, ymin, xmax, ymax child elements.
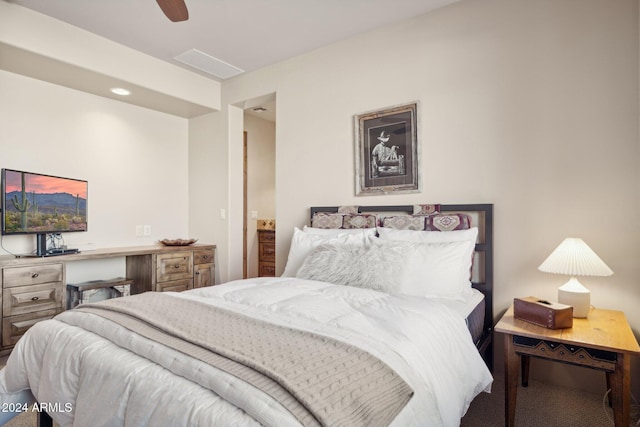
<box><xmin>557</xmin><ymin>277</ymin><xmax>590</xmax><ymax>318</ymax></box>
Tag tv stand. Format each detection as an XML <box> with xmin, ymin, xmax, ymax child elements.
<box><xmin>35</xmin><ymin>233</ymin><xmax>79</xmax><ymax>257</ymax></box>
<box><xmin>36</xmin><ymin>232</ymin><xmax>47</xmax><ymax>257</ymax></box>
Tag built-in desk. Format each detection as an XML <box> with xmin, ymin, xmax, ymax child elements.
<box><xmin>0</xmin><ymin>243</ymin><xmax>215</xmax><ymax>355</ymax></box>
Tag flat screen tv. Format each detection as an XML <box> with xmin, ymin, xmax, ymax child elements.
<box><xmin>1</xmin><ymin>168</ymin><xmax>87</xmax><ymax>256</ymax></box>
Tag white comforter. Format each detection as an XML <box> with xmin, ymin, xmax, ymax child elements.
<box><xmin>0</xmin><ymin>277</ymin><xmax>492</xmax><ymax>426</ymax></box>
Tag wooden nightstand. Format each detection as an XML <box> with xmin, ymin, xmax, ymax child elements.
<box><xmin>495</xmin><ymin>305</ymin><xmax>640</xmax><ymax>427</ymax></box>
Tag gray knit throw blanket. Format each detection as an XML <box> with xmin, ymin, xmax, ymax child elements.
<box><xmin>72</xmin><ymin>292</ymin><xmax>414</xmax><ymax>427</ymax></box>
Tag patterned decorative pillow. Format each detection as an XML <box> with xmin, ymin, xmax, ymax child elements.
<box><xmin>425</xmin><ymin>213</ymin><xmax>471</xmax><ymax>231</ymax></box>
<box><xmin>311</xmin><ymin>213</ymin><xmax>344</xmax><ymax>229</ymax></box>
<box><xmin>342</xmin><ymin>214</ymin><xmax>377</xmax><ymax>229</ymax></box>
<box><xmin>311</xmin><ymin>212</ymin><xmax>377</xmax><ymax>229</ymax></box>
<box><xmin>380</xmin><ymin>216</ymin><xmax>427</xmax><ymax>230</ymax></box>
<box><xmin>337</xmin><ymin>205</ymin><xmax>359</xmax><ymax>214</ymax></box>
<box><xmin>412</xmin><ymin>204</ymin><xmax>440</xmax><ymax>215</ymax></box>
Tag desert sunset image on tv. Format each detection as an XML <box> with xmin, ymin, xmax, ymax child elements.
<box><xmin>3</xmin><ymin>169</ymin><xmax>87</xmax><ymax>234</ymax></box>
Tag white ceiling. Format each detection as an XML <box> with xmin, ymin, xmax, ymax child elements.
<box><xmin>5</xmin><ymin>0</ymin><xmax>458</xmax><ymax>120</ymax></box>
<box><xmin>7</xmin><ymin>0</ymin><xmax>458</xmax><ymax>80</ymax></box>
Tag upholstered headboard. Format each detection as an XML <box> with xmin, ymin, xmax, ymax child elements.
<box><xmin>309</xmin><ymin>203</ymin><xmax>494</xmax><ymax>369</ymax></box>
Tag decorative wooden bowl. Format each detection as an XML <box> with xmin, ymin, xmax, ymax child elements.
<box><xmin>159</xmin><ymin>238</ymin><xmax>198</xmax><ymax>246</ymax></box>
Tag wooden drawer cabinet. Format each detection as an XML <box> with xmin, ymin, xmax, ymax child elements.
<box><xmin>194</xmin><ymin>249</ymin><xmax>214</xmax><ymax>265</ymax></box>
<box><xmin>3</xmin><ymin>263</ymin><xmax>63</xmax><ymax>288</ymax></box>
<box><xmin>3</xmin><ymin>282</ymin><xmax>63</xmax><ymax>317</ymax></box>
<box><xmin>154</xmin><ymin>248</ymin><xmax>216</xmax><ymax>291</ymax></box>
<box><xmin>258</xmin><ymin>230</ymin><xmax>276</xmax><ymax>277</ymax></box>
<box><xmin>259</xmin><ymin>262</ymin><xmax>276</xmax><ymax>277</ymax></box>
<box><xmin>1</xmin><ymin>263</ymin><xmax>65</xmax><ymax>351</ymax></box>
<box><xmin>191</xmin><ymin>247</ymin><xmax>215</xmax><ymax>288</ymax></box>
<box><xmin>127</xmin><ymin>245</ymin><xmax>216</xmax><ymax>293</ymax></box>
<box><xmin>2</xmin><ymin>308</ymin><xmax>61</xmax><ymax>347</ymax></box>
<box><xmin>157</xmin><ymin>252</ymin><xmax>193</xmax><ymax>283</ymax></box>
<box><xmin>156</xmin><ymin>278</ymin><xmax>193</xmax><ymax>293</ymax></box>
<box><xmin>194</xmin><ymin>248</ymin><xmax>215</xmax><ymax>289</ymax></box>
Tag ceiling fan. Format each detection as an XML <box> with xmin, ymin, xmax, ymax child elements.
<box><xmin>156</xmin><ymin>0</ymin><xmax>189</xmax><ymax>22</ymax></box>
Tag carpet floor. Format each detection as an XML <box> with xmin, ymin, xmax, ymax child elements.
<box><xmin>462</xmin><ymin>372</ymin><xmax>640</xmax><ymax>427</ymax></box>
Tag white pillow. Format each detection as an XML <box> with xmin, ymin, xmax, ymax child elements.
<box><xmin>398</xmin><ymin>239</ymin><xmax>476</xmax><ymax>300</ymax></box>
<box><xmin>296</xmin><ymin>240</ymin><xmax>405</xmax><ymax>293</ymax></box>
<box><xmin>302</xmin><ymin>225</ymin><xmax>377</xmax><ymax>237</ymax></box>
<box><xmin>282</xmin><ymin>227</ymin><xmax>373</xmax><ymax>277</ymax></box>
<box><xmin>294</xmin><ymin>237</ymin><xmax>475</xmax><ymax>299</ymax></box>
<box><xmin>377</xmin><ymin>226</ymin><xmax>478</xmax><ymax>244</ymax></box>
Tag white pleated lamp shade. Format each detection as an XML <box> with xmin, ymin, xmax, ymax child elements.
<box><xmin>538</xmin><ymin>238</ymin><xmax>613</xmax><ymax>318</ymax></box>
<box><xmin>538</xmin><ymin>238</ymin><xmax>613</xmax><ymax>277</ymax></box>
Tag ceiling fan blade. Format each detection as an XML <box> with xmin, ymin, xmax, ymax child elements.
<box><xmin>156</xmin><ymin>0</ymin><xmax>189</xmax><ymax>22</ymax></box>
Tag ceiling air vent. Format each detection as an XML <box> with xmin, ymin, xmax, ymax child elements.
<box><xmin>174</xmin><ymin>49</ymin><xmax>244</xmax><ymax>80</ymax></box>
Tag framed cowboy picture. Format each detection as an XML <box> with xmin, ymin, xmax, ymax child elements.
<box><xmin>354</xmin><ymin>102</ymin><xmax>419</xmax><ymax>195</ymax></box>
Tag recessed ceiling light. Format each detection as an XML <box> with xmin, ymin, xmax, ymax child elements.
<box><xmin>110</xmin><ymin>87</ymin><xmax>132</xmax><ymax>96</ymax></box>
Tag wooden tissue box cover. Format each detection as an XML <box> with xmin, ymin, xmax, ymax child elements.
<box><xmin>514</xmin><ymin>296</ymin><xmax>573</xmax><ymax>329</ymax></box>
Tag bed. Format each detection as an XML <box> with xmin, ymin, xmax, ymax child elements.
<box><xmin>0</xmin><ymin>203</ymin><xmax>494</xmax><ymax>427</ymax></box>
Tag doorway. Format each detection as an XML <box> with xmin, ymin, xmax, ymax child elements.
<box><xmin>242</xmin><ymin>96</ymin><xmax>276</xmax><ymax>278</ymax></box>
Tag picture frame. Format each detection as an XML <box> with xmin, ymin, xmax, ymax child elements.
<box><xmin>354</xmin><ymin>102</ymin><xmax>419</xmax><ymax>196</ymax></box>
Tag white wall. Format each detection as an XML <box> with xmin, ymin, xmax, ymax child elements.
<box><xmin>0</xmin><ymin>70</ymin><xmax>191</xmax><ymax>281</ymax></box>
<box><xmin>188</xmin><ymin>111</ymin><xmax>228</xmax><ymax>286</ymax></box>
<box><xmin>190</xmin><ymin>0</ymin><xmax>640</xmax><ymax>394</ymax></box>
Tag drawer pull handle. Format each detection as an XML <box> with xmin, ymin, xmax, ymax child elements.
<box><xmin>31</xmin><ymin>296</ymin><xmax>39</xmax><ymax>301</ymax></box>
<box><xmin>31</xmin><ymin>273</ymin><xmax>39</xmax><ymax>278</ymax></box>
<box><xmin>174</xmin><ymin>265</ymin><xmax>180</xmax><ymax>269</ymax></box>
<box><xmin>195</xmin><ymin>271</ymin><xmax>200</xmax><ymax>275</ymax></box>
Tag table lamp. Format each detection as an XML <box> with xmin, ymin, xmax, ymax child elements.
<box><xmin>538</xmin><ymin>237</ymin><xmax>613</xmax><ymax>318</ymax></box>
